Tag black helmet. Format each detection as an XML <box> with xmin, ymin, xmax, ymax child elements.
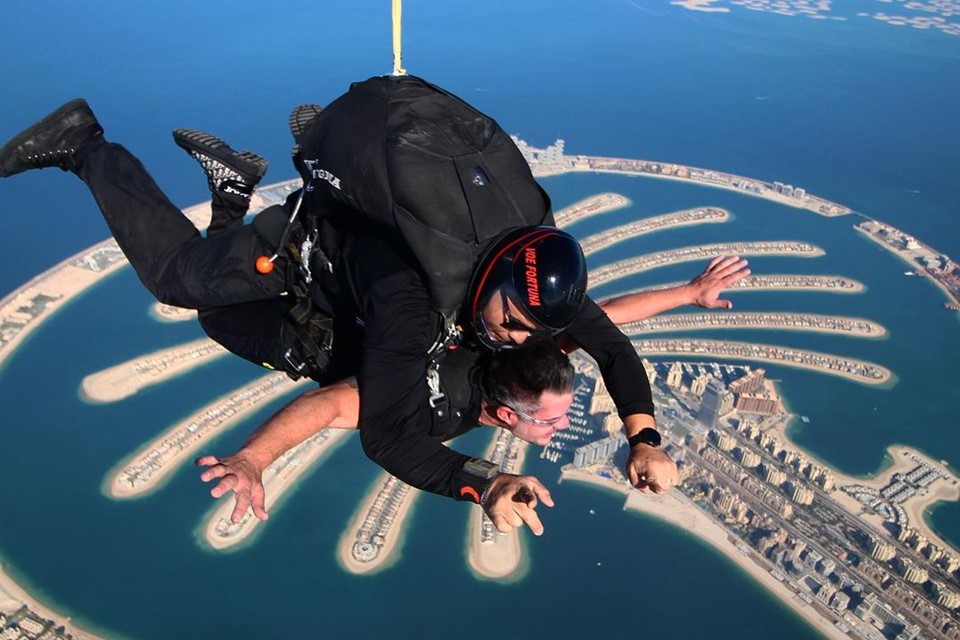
<box><xmin>468</xmin><ymin>226</ymin><xmax>588</xmax><ymax>349</ymax></box>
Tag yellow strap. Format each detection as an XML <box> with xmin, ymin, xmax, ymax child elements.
<box><xmin>392</xmin><ymin>0</ymin><xmax>407</xmax><ymax>76</ymax></box>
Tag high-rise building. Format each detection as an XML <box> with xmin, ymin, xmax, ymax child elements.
<box><xmin>729</xmin><ymin>368</ymin><xmax>766</xmax><ymax>395</ymax></box>
<box><xmin>788</xmin><ymin>482</ymin><xmax>814</xmax><ymax>506</ymax></box>
<box><xmin>762</xmin><ymin>464</ymin><xmax>787</xmax><ymax>487</ymax></box>
<box><xmin>719</xmin><ymin>391</ymin><xmax>735</xmax><ymax>416</ymax></box>
<box><xmin>738</xmin><ymin>449</ymin><xmax>761</xmax><ymax>469</ymax></box>
<box><xmin>829</xmin><ymin>591</ymin><xmax>850</xmax><ymax>612</ymax></box>
<box><xmin>868</xmin><ymin>536</ymin><xmax>896</xmax><ymax>562</ymax></box>
<box><xmin>573</xmin><ymin>433</ymin><xmax>626</xmax><ymax>468</ymax></box>
<box><xmin>932</xmin><ymin>582</ymin><xmax>960</xmax><ymax>609</ymax></box>
<box><xmin>690</xmin><ymin>373</ymin><xmax>710</xmax><ymax>397</ymax></box>
<box><xmin>666</xmin><ymin>362</ymin><xmax>684</xmax><ymax>389</ymax></box>
<box><xmin>898</xmin><ymin>559</ymin><xmax>929</xmax><ymax>584</ymax></box>
<box><xmin>713</xmin><ymin>433</ymin><xmax>736</xmax><ymax>452</ymax></box>
<box><xmin>697</xmin><ymin>379</ymin><xmax>726</xmax><ymax>427</ymax></box>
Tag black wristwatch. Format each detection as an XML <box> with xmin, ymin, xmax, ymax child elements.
<box><xmin>455</xmin><ymin>457</ymin><xmax>499</xmax><ymax>504</ymax></box>
<box><xmin>628</xmin><ymin>427</ymin><xmax>661</xmax><ymax>449</ymax></box>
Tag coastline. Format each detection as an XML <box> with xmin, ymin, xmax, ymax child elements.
<box><xmin>0</xmin><ymin>563</ymin><xmax>115</xmax><ymax>640</ymax></box>
<box><xmin>561</xmin><ymin>469</ymin><xmax>850</xmax><ymax>639</ymax></box>
<box><xmin>81</xmin><ymin>338</ymin><xmax>230</xmax><ymax>403</ymax></box>
<box><xmin>772</xmin><ymin>414</ymin><xmax>960</xmax><ymax>553</ymax></box>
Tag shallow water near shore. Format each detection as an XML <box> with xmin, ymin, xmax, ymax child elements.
<box><xmin>1</xmin><ymin>1</ymin><xmax>959</xmax><ymax>638</ymax></box>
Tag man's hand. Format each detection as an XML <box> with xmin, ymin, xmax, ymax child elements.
<box><xmin>481</xmin><ymin>473</ymin><xmax>555</xmax><ymax>536</ymax></box>
<box><xmin>195</xmin><ymin>452</ymin><xmax>269</xmax><ymax>523</ymax></box>
<box><xmin>686</xmin><ymin>255</ymin><xmax>750</xmax><ymax>310</ymax></box>
<box><xmin>626</xmin><ymin>445</ymin><xmax>679</xmax><ymax>494</ymax></box>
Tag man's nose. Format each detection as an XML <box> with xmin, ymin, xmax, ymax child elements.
<box><xmin>507</xmin><ymin>330</ymin><xmax>531</xmax><ymax>345</ymax></box>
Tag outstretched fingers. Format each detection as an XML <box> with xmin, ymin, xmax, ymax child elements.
<box><xmin>250</xmin><ymin>483</ymin><xmax>268</xmax><ymax>521</ymax></box>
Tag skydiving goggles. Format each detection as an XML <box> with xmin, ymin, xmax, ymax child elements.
<box><xmin>509</xmin><ymin>405</ymin><xmax>567</xmax><ymax>427</ymax></box>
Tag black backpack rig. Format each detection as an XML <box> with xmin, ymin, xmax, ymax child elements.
<box><xmin>255</xmin><ymin>74</ymin><xmax>556</xmax><ymax>382</ymax></box>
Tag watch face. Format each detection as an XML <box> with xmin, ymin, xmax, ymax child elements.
<box><xmin>638</xmin><ymin>427</ymin><xmax>661</xmax><ymax>447</ymax></box>
<box><xmin>464</xmin><ymin>458</ymin><xmax>499</xmax><ymax>478</ymax></box>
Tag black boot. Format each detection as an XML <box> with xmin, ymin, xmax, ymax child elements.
<box><xmin>172</xmin><ymin>129</ymin><xmax>268</xmax><ymax>200</ymax></box>
<box><xmin>0</xmin><ymin>99</ymin><xmax>104</xmax><ymax>178</ymax></box>
<box><xmin>288</xmin><ymin>103</ymin><xmax>323</xmax><ymax>174</ymax></box>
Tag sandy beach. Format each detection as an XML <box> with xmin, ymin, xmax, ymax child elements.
<box><xmin>0</xmin><ymin>563</ymin><xmax>114</xmax><ymax>640</ymax></box>
<box><xmin>81</xmin><ymin>338</ymin><xmax>230</xmax><ymax>403</ymax></box>
<box><xmin>202</xmin><ymin>428</ymin><xmax>354</xmax><ymax>551</ymax></box>
<box><xmin>337</xmin><ymin>472</ymin><xmax>421</xmax><ymax>575</ymax></box>
<box><xmin>561</xmin><ymin>469</ymin><xmax>850</xmax><ymax>639</ymax></box>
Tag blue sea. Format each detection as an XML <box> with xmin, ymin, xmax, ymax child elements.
<box><xmin>1</xmin><ymin>1</ymin><xmax>959</xmax><ymax>638</ymax></box>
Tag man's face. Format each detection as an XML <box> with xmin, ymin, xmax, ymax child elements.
<box><xmin>478</xmin><ymin>287</ymin><xmax>544</xmax><ymax>348</ymax></box>
<box><xmin>506</xmin><ymin>390</ymin><xmax>573</xmax><ymax>446</ymax></box>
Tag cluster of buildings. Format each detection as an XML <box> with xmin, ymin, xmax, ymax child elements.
<box><xmin>576</xmin><ymin>207</ymin><xmax>727</xmax><ymax>255</ymax></box>
<box><xmin>478</xmin><ymin>430</ymin><xmax>526</xmax><ymax>544</ymax></box>
<box><xmin>728</xmin><ymin>275</ymin><xmax>860</xmax><ymax>291</ymax></box>
<box><xmin>350</xmin><ymin>476</ymin><xmax>411</xmax><ymax>564</ymax></box>
<box><xmin>0</xmin><ymin>607</ymin><xmax>76</xmax><ymax>640</ymax></box>
<box><xmin>623</xmin><ymin>311</ymin><xmax>883</xmax><ymax>338</ymax></box>
<box><xmin>0</xmin><ymin>242</ymin><xmax>123</xmax><ymax>359</ymax></box>
<box><xmin>561</xmin><ymin>356</ymin><xmax>960</xmax><ymax>639</ymax></box>
<box><xmin>513</xmin><ymin>137</ymin><xmax>850</xmax><ymax>216</ymax></box>
<box><xmin>552</xmin><ymin>192</ymin><xmax>629</xmax><ymax>228</ymax></box>
<box><xmin>855</xmin><ymin>220</ymin><xmax>960</xmax><ymax>311</ymax></box>
<box><xmin>772</xmin><ymin>181</ymin><xmax>807</xmax><ymax>200</ymax></box>
<box><xmin>844</xmin><ymin>461</ymin><xmax>952</xmax><ymax>529</ymax></box>
<box><xmin>0</xmin><ymin>293</ymin><xmax>59</xmax><ymax>349</ymax></box>
<box><xmin>637</xmin><ymin>337</ymin><xmax>890</xmax><ymax>384</ymax></box>
<box><xmin>590</xmin><ymin>240</ymin><xmax>821</xmax><ymax>288</ymax></box>
<box><xmin>130</xmin><ymin>340</ymin><xmax>225</xmax><ymax>378</ymax></box>
<box><xmin>114</xmin><ymin>374</ymin><xmax>293</xmax><ymax>492</ymax></box>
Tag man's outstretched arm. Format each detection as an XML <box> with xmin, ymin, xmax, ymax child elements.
<box><xmin>195</xmin><ymin>378</ymin><xmax>359</xmax><ymax>523</ymax></box>
<box><xmin>599</xmin><ymin>255</ymin><xmax>750</xmax><ymax>324</ymax></box>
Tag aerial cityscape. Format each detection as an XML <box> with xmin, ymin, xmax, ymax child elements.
<box><xmin>2</xmin><ymin>137</ymin><xmax>959</xmax><ymax>638</ymax></box>
<box><xmin>1</xmin><ymin>1</ymin><xmax>958</xmax><ymax>639</ymax></box>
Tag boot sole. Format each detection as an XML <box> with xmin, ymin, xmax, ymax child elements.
<box><xmin>172</xmin><ymin>129</ymin><xmax>268</xmax><ymax>182</ymax></box>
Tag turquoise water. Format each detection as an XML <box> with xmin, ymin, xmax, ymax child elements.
<box><xmin>1</xmin><ymin>1</ymin><xmax>959</xmax><ymax>638</ymax></box>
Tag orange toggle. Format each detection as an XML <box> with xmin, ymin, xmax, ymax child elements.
<box><xmin>255</xmin><ymin>256</ymin><xmax>275</xmax><ymax>274</ymax></box>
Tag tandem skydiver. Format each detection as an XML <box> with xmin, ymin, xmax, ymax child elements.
<box><xmin>0</xmin><ymin>75</ymin><xmax>749</xmax><ymax>533</ymax></box>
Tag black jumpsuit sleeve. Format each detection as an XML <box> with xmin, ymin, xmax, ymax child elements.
<box><xmin>562</xmin><ymin>296</ymin><xmax>655</xmax><ymax>419</ymax></box>
<box><xmin>352</xmin><ymin>254</ymin><xmax>471</xmax><ymax>500</ymax></box>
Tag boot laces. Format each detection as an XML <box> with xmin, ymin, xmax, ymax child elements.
<box><xmin>186</xmin><ymin>149</ymin><xmax>249</xmax><ymax>194</ymax></box>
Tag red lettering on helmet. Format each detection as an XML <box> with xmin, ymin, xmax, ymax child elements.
<box><xmin>524</xmin><ymin>248</ymin><xmax>541</xmax><ymax>306</ymax></box>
